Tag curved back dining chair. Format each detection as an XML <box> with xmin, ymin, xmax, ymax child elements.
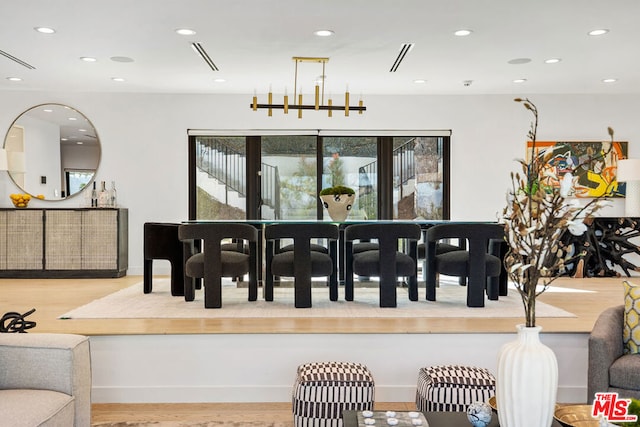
<box><xmin>143</xmin><ymin>222</ymin><xmax>195</xmax><ymax>296</ymax></box>
<box><xmin>264</xmin><ymin>223</ymin><xmax>339</xmax><ymax>308</ymax></box>
<box><xmin>424</xmin><ymin>223</ymin><xmax>506</xmax><ymax>307</ymax></box>
<box><xmin>178</xmin><ymin>223</ymin><xmax>259</xmax><ymax>308</ymax></box>
<box><xmin>344</xmin><ymin>223</ymin><xmax>421</xmax><ymax>308</ymax></box>
<box><xmin>418</xmin><ymin>235</ymin><xmax>465</xmax><ymax>285</ymax></box>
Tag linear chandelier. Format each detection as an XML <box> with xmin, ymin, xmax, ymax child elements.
<box><xmin>251</xmin><ymin>57</ymin><xmax>366</xmax><ymax>118</ymax></box>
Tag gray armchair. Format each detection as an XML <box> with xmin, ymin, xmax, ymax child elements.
<box><xmin>588</xmin><ymin>305</ymin><xmax>640</xmax><ymax>403</ymax></box>
<box><xmin>0</xmin><ymin>333</ymin><xmax>92</xmax><ymax>426</ymax></box>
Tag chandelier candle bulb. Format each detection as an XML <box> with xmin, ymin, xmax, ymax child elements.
<box><xmin>345</xmin><ymin>90</ymin><xmax>350</xmax><ymax>116</ymax></box>
<box><xmin>284</xmin><ymin>87</ymin><xmax>288</xmax><ymax>114</ymax></box>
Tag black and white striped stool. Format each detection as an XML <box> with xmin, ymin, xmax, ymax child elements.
<box><xmin>415</xmin><ymin>365</ymin><xmax>495</xmax><ymax>412</ymax></box>
<box><xmin>293</xmin><ymin>361</ymin><xmax>375</xmax><ymax>427</ymax></box>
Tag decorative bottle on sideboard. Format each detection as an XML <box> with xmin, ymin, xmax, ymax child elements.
<box><xmin>97</xmin><ymin>181</ymin><xmax>109</xmax><ymax>208</ymax></box>
<box><xmin>109</xmin><ymin>181</ymin><xmax>117</xmax><ymax>207</ymax></box>
<box><xmin>91</xmin><ymin>181</ymin><xmax>98</xmax><ymax>207</ymax></box>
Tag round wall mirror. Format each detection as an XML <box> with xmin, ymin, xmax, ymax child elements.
<box><xmin>3</xmin><ymin>103</ymin><xmax>101</xmax><ymax>200</ymax></box>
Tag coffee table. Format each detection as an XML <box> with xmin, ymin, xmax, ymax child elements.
<box><xmin>342</xmin><ymin>410</ymin><xmax>563</xmax><ymax>426</ymax></box>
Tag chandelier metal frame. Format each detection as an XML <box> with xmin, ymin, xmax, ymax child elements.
<box><xmin>251</xmin><ymin>57</ymin><xmax>366</xmax><ymax>118</ymax></box>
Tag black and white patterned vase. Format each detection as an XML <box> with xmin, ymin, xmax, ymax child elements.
<box><xmin>320</xmin><ymin>193</ymin><xmax>355</xmax><ymax>221</ymax></box>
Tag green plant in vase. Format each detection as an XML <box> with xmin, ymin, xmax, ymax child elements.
<box><xmin>319</xmin><ymin>185</ymin><xmax>355</xmax><ymax>196</ymax></box>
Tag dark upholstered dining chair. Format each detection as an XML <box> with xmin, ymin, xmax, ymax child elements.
<box><xmin>344</xmin><ymin>223</ymin><xmax>421</xmax><ymax>308</ymax></box>
<box><xmin>178</xmin><ymin>223</ymin><xmax>259</xmax><ymax>308</ymax></box>
<box><xmin>418</xmin><ymin>237</ymin><xmax>465</xmax><ymax>285</ymax></box>
<box><xmin>264</xmin><ymin>223</ymin><xmax>339</xmax><ymax>308</ymax></box>
<box><xmin>143</xmin><ymin>222</ymin><xmax>194</xmax><ymax>296</ymax></box>
<box><xmin>424</xmin><ymin>223</ymin><xmax>506</xmax><ymax>308</ymax></box>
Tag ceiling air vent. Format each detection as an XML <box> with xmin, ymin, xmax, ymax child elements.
<box><xmin>389</xmin><ymin>43</ymin><xmax>414</xmax><ymax>72</ymax></box>
<box><xmin>191</xmin><ymin>42</ymin><xmax>219</xmax><ymax>72</ymax></box>
<box><xmin>0</xmin><ymin>49</ymin><xmax>36</xmax><ymax>69</ymax></box>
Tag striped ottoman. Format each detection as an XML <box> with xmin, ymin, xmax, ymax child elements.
<box><xmin>293</xmin><ymin>361</ymin><xmax>375</xmax><ymax>427</ymax></box>
<box><xmin>416</xmin><ymin>365</ymin><xmax>495</xmax><ymax>412</ymax></box>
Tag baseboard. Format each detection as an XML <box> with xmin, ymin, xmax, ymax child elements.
<box><xmin>91</xmin><ymin>385</ymin><xmax>586</xmax><ymax>404</ymax></box>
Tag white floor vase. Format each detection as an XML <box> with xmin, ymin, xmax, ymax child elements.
<box><xmin>496</xmin><ymin>324</ymin><xmax>558</xmax><ymax>427</ymax></box>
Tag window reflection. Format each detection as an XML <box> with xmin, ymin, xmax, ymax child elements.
<box><xmin>322</xmin><ymin>137</ymin><xmax>378</xmax><ymax>220</ymax></box>
<box><xmin>195</xmin><ymin>136</ymin><xmax>247</xmax><ymax>220</ymax></box>
<box><xmin>393</xmin><ymin>136</ymin><xmax>444</xmax><ymax>220</ymax></box>
<box><xmin>261</xmin><ymin>135</ymin><xmax>317</xmax><ymax>220</ymax></box>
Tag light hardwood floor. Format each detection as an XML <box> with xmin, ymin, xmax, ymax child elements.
<box><xmin>0</xmin><ymin>275</ymin><xmax>628</xmax><ymax>335</ymax></box>
<box><xmin>0</xmin><ymin>274</ymin><xmax>632</xmax><ymax>424</ymax></box>
<box><xmin>91</xmin><ymin>402</ymin><xmax>417</xmax><ymax>425</ymax></box>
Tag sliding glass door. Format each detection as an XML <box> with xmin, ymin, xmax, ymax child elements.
<box><xmin>261</xmin><ymin>135</ymin><xmax>317</xmax><ymax>220</ymax></box>
<box><xmin>189</xmin><ymin>132</ymin><xmax>449</xmax><ymax>221</ymax></box>
<box><xmin>393</xmin><ymin>136</ymin><xmax>447</xmax><ymax>220</ymax></box>
<box><xmin>321</xmin><ymin>136</ymin><xmax>378</xmax><ymax>220</ymax></box>
<box><xmin>193</xmin><ymin>136</ymin><xmax>246</xmax><ymax>220</ymax></box>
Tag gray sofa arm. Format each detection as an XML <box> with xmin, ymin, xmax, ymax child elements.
<box><xmin>0</xmin><ymin>333</ymin><xmax>91</xmax><ymax>427</ymax></box>
<box><xmin>588</xmin><ymin>305</ymin><xmax>625</xmax><ymax>403</ymax></box>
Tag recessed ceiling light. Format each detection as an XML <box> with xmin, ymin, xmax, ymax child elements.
<box><xmin>454</xmin><ymin>29</ymin><xmax>472</xmax><ymax>36</ymax></box>
<box><xmin>111</xmin><ymin>77</ymin><xmax>125</xmax><ymax>82</ymax></box>
<box><xmin>588</xmin><ymin>29</ymin><xmax>609</xmax><ymax>36</ymax></box>
<box><xmin>76</xmin><ymin>141</ymin><xmax>83</xmax><ymax>145</ymax></box>
<box><xmin>78</xmin><ymin>129</ymin><xmax>87</xmax><ymax>132</ymax></box>
<box><xmin>175</xmin><ymin>28</ymin><xmax>196</xmax><ymax>36</ymax></box>
<box><xmin>602</xmin><ymin>78</ymin><xmax>617</xmax><ymax>83</ymax></box>
<box><xmin>213</xmin><ymin>78</ymin><xmax>226</xmax><ymax>83</ymax></box>
<box><xmin>314</xmin><ymin>29</ymin><xmax>334</xmax><ymax>37</ymax></box>
<box><xmin>508</xmin><ymin>58</ymin><xmax>532</xmax><ymax>65</ymax></box>
<box><xmin>68</xmin><ymin>117</ymin><xmax>77</xmax><ymax>121</ymax></box>
<box><xmin>80</xmin><ymin>57</ymin><xmax>97</xmax><ymax>62</ymax></box>
<box><xmin>513</xmin><ymin>78</ymin><xmax>527</xmax><ymax>83</ymax></box>
<box><xmin>110</xmin><ymin>56</ymin><xmax>134</xmax><ymax>63</ymax></box>
<box><xmin>6</xmin><ymin>77</ymin><xmax>22</xmax><ymax>82</ymax></box>
<box><xmin>34</xmin><ymin>27</ymin><xmax>55</xmax><ymax>34</ymax></box>
<box><xmin>413</xmin><ymin>79</ymin><xmax>427</xmax><ymax>84</ymax></box>
<box><xmin>544</xmin><ymin>58</ymin><xmax>561</xmax><ymax>64</ymax></box>
<box><xmin>43</xmin><ymin>109</ymin><xmax>53</xmax><ymax>112</ymax></box>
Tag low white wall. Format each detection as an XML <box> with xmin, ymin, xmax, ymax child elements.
<box><xmin>90</xmin><ymin>332</ymin><xmax>588</xmax><ymax>404</ymax></box>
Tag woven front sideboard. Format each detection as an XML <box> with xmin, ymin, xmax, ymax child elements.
<box><xmin>0</xmin><ymin>208</ymin><xmax>128</xmax><ymax>278</ymax></box>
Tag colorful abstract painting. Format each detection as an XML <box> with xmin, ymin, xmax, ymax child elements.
<box><xmin>526</xmin><ymin>141</ymin><xmax>628</xmax><ymax>198</ymax></box>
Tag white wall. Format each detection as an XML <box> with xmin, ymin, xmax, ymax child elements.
<box><xmin>90</xmin><ymin>331</ymin><xmax>589</xmax><ymax>404</ymax></box>
<box><xmin>1</xmin><ymin>92</ymin><xmax>637</xmax><ymax>275</ymax></box>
